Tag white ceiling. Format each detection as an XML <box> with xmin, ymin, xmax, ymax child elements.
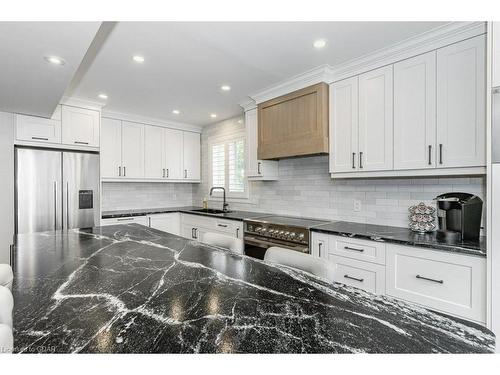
<box><xmin>0</xmin><ymin>22</ymin><xmax>101</xmax><ymax>118</ymax></box>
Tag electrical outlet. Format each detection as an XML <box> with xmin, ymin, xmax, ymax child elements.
<box><xmin>353</xmin><ymin>199</ymin><xmax>362</xmax><ymax>212</ymax></box>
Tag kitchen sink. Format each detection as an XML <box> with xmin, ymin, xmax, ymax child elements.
<box><xmin>190</xmin><ymin>208</ymin><xmax>231</xmax><ymax>214</ymax></box>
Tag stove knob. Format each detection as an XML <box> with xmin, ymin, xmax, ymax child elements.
<box><xmin>298</xmin><ymin>233</ymin><xmax>305</xmax><ymax>241</ymax></box>
<box><xmin>284</xmin><ymin>231</ymin><xmax>290</xmax><ymax>238</ymax></box>
<box><xmin>261</xmin><ymin>227</ymin><xmax>267</xmax><ymax>232</ymax></box>
<box><xmin>289</xmin><ymin>232</ymin><xmax>296</xmax><ymax>238</ymax></box>
<box><xmin>255</xmin><ymin>227</ymin><xmax>262</xmax><ymax>232</ymax></box>
<box><xmin>248</xmin><ymin>225</ymin><xmax>254</xmax><ymax>232</ymax></box>
<box><xmin>279</xmin><ymin>231</ymin><xmax>285</xmax><ymax>237</ymax></box>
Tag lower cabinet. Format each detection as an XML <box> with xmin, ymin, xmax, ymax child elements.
<box><xmin>181</xmin><ymin>214</ymin><xmax>242</xmax><ymax>242</ymax></box>
<box><xmin>310</xmin><ymin>232</ymin><xmax>486</xmax><ymax>324</ymax></box>
<box><xmin>100</xmin><ymin>213</ymin><xmax>180</xmax><ymax>236</ymax></box>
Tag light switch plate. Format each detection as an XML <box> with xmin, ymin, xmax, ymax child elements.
<box><xmin>353</xmin><ymin>199</ymin><xmax>362</xmax><ymax>212</ymax></box>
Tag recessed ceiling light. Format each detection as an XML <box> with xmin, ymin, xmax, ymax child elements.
<box><xmin>44</xmin><ymin>56</ymin><xmax>65</xmax><ymax>65</ymax></box>
<box><xmin>98</xmin><ymin>93</ymin><xmax>108</xmax><ymax>100</ymax></box>
<box><xmin>221</xmin><ymin>85</ymin><xmax>231</xmax><ymax>91</ymax></box>
<box><xmin>313</xmin><ymin>39</ymin><xmax>327</xmax><ymax>49</ymax></box>
<box><xmin>172</xmin><ymin>110</ymin><xmax>180</xmax><ymax>115</ymax></box>
<box><xmin>210</xmin><ymin>113</ymin><xmax>217</xmax><ymax>118</ymax></box>
<box><xmin>132</xmin><ymin>55</ymin><xmax>145</xmax><ymax>63</ymax></box>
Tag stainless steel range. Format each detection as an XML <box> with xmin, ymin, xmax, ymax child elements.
<box><xmin>243</xmin><ymin>215</ymin><xmax>329</xmax><ymax>259</ymax></box>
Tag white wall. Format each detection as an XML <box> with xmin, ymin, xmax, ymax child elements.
<box><xmin>0</xmin><ymin>112</ymin><xmax>14</xmax><ymax>263</ymax></box>
<box><xmin>101</xmin><ymin>182</ymin><xmax>194</xmax><ymax>211</ymax></box>
<box><xmin>195</xmin><ymin>117</ymin><xmax>486</xmax><ymax>229</ymax></box>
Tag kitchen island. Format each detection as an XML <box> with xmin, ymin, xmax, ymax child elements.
<box><xmin>12</xmin><ymin>224</ymin><xmax>494</xmax><ymax>353</ymax></box>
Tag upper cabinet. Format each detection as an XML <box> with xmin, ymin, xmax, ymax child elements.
<box><xmin>257</xmin><ymin>83</ymin><xmax>329</xmax><ymax>160</ymax></box>
<box><xmin>329</xmin><ymin>35</ymin><xmax>486</xmax><ymax>178</ymax></box>
<box><xmin>15</xmin><ymin>104</ymin><xmax>99</xmax><ymax>150</ymax></box>
<box><xmin>101</xmin><ymin>117</ymin><xmax>200</xmax><ymax>183</ymax></box>
<box><xmin>182</xmin><ymin>131</ymin><xmax>201</xmax><ymax>181</ymax></box>
<box><xmin>492</xmin><ymin>22</ymin><xmax>500</xmax><ymax>88</ymax></box>
<box><xmin>394</xmin><ymin>51</ymin><xmax>437</xmax><ymax>170</ymax></box>
<box><xmin>61</xmin><ymin>105</ymin><xmax>100</xmax><ymax>147</ymax></box>
<box><xmin>329</xmin><ymin>77</ymin><xmax>358</xmax><ymax>173</ymax></box>
<box><xmin>358</xmin><ymin>66</ymin><xmax>394</xmax><ymax>171</ymax></box>
<box><xmin>245</xmin><ymin>108</ymin><xmax>278</xmax><ymax>180</ymax></box>
<box><xmin>436</xmin><ymin>35</ymin><xmax>486</xmax><ymax>168</ymax></box>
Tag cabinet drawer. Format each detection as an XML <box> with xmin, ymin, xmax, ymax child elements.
<box><xmin>16</xmin><ymin>114</ymin><xmax>61</xmax><ymax>144</ymax></box>
<box><xmin>329</xmin><ymin>255</ymin><xmax>386</xmax><ymax>294</ymax></box>
<box><xmin>100</xmin><ymin>216</ymin><xmax>149</xmax><ymax>226</ymax></box>
<box><xmin>386</xmin><ymin>244</ymin><xmax>486</xmax><ymax>323</ymax></box>
<box><xmin>181</xmin><ymin>214</ymin><xmax>242</xmax><ymax>238</ymax></box>
<box><xmin>329</xmin><ymin>235</ymin><xmax>386</xmax><ymax>265</ymax></box>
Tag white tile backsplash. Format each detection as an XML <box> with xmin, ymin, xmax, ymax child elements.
<box><xmin>193</xmin><ymin>118</ymin><xmax>486</xmax><ymax>230</ymax></box>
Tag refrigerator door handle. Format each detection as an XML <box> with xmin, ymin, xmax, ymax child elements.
<box><xmin>54</xmin><ymin>182</ymin><xmax>57</xmax><ymax>230</ymax></box>
<box><xmin>66</xmin><ymin>181</ymin><xmax>69</xmax><ymax>229</ymax></box>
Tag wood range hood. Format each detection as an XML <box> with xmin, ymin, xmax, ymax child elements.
<box><xmin>257</xmin><ymin>83</ymin><xmax>329</xmax><ymax>160</ymax></box>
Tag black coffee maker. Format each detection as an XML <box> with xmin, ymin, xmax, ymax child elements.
<box><xmin>434</xmin><ymin>192</ymin><xmax>483</xmax><ymax>240</ymax></box>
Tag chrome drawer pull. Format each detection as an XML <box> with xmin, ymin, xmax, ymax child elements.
<box><xmin>217</xmin><ymin>224</ymin><xmax>228</xmax><ymax>228</ymax></box>
<box><xmin>117</xmin><ymin>217</ymin><xmax>134</xmax><ymax>221</ymax></box>
<box><xmin>344</xmin><ymin>274</ymin><xmax>364</xmax><ymax>282</ymax></box>
<box><xmin>32</xmin><ymin>136</ymin><xmax>49</xmax><ymax>141</ymax></box>
<box><xmin>416</xmin><ymin>275</ymin><xmax>443</xmax><ymax>284</ymax></box>
<box><xmin>344</xmin><ymin>246</ymin><xmax>364</xmax><ymax>252</ymax></box>
<box><xmin>74</xmin><ymin>141</ymin><xmax>89</xmax><ymax>145</ymax></box>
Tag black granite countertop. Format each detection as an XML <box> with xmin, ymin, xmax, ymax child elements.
<box><xmin>12</xmin><ymin>224</ymin><xmax>494</xmax><ymax>353</ymax></box>
<box><xmin>101</xmin><ymin>206</ymin><xmax>270</xmax><ymax>222</ymax></box>
<box><xmin>311</xmin><ymin>221</ymin><xmax>486</xmax><ymax>257</ymax></box>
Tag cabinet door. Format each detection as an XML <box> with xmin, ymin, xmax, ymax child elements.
<box><xmin>437</xmin><ymin>35</ymin><xmax>486</xmax><ymax>168</ymax></box>
<box><xmin>149</xmin><ymin>213</ymin><xmax>180</xmax><ymax>235</ymax></box>
<box><xmin>61</xmin><ymin>105</ymin><xmax>100</xmax><ymax>147</ymax></box>
<box><xmin>183</xmin><ymin>131</ymin><xmax>201</xmax><ymax>180</ymax></box>
<box><xmin>493</xmin><ymin>22</ymin><xmax>500</xmax><ymax>88</ymax></box>
<box><xmin>394</xmin><ymin>51</ymin><xmax>437</xmax><ymax>170</ymax></box>
<box><xmin>164</xmin><ymin>128</ymin><xmax>183</xmax><ymax>179</ymax></box>
<box><xmin>245</xmin><ymin>108</ymin><xmax>259</xmax><ymax>177</ymax></box>
<box><xmin>144</xmin><ymin>125</ymin><xmax>164</xmax><ymax>179</ymax></box>
<box><xmin>15</xmin><ymin>114</ymin><xmax>61</xmax><ymax>144</ymax></box>
<box><xmin>358</xmin><ymin>65</ymin><xmax>394</xmax><ymax>171</ymax></box>
<box><xmin>101</xmin><ymin>118</ymin><xmax>122</xmax><ymax>178</ymax></box>
<box><xmin>121</xmin><ymin>121</ymin><xmax>145</xmax><ymax>178</ymax></box>
<box><xmin>329</xmin><ymin>77</ymin><xmax>359</xmax><ymax>173</ymax></box>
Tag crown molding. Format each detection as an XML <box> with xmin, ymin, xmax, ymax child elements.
<box><xmin>249</xmin><ymin>64</ymin><xmax>334</xmax><ymax>104</ymax></box>
<box><xmin>238</xmin><ymin>97</ymin><xmax>257</xmax><ymax>111</ymax></box>
<box><xmin>102</xmin><ymin>110</ymin><xmax>202</xmax><ymax>133</ymax></box>
<box><xmin>329</xmin><ymin>21</ymin><xmax>486</xmax><ymax>82</ymax></box>
<box><xmin>60</xmin><ymin>96</ymin><xmax>104</xmax><ymax>111</ymax></box>
<box><xmin>246</xmin><ymin>22</ymin><xmax>486</xmax><ymax>103</ymax></box>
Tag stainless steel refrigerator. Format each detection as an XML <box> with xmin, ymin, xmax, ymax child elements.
<box><xmin>15</xmin><ymin>147</ymin><xmax>100</xmax><ymax>234</ymax></box>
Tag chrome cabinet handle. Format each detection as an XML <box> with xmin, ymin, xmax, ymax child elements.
<box><xmin>66</xmin><ymin>181</ymin><xmax>69</xmax><ymax>229</ymax></box>
<box><xmin>428</xmin><ymin>145</ymin><xmax>432</xmax><ymax>165</ymax></box>
<box><xmin>359</xmin><ymin>152</ymin><xmax>363</xmax><ymax>169</ymax></box>
<box><xmin>166</xmin><ymin>169</ymin><xmax>169</xmax><ymax>178</ymax></box>
<box><xmin>117</xmin><ymin>217</ymin><xmax>134</xmax><ymax>221</ymax></box>
<box><xmin>439</xmin><ymin>144</ymin><xmax>443</xmax><ymax>165</ymax></box>
<box><xmin>236</xmin><ymin>227</ymin><xmax>240</xmax><ymax>238</ymax></box>
<box><xmin>257</xmin><ymin>162</ymin><xmax>261</xmax><ymax>175</ymax></box>
<box><xmin>184</xmin><ymin>169</ymin><xmax>188</xmax><ymax>178</ymax></box>
<box><xmin>194</xmin><ymin>228</ymin><xmax>198</xmax><ymax>239</ymax></box>
<box><xmin>217</xmin><ymin>224</ymin><xmax>228</xmax><ymax>228</ymax></box>
<box><xmin>344</xmin><ymin>274</ymin><xmax>364</xmax><ymax>282</ymax></box>
<box><xmin>118</xmin><ymin>166</ymin><xmax>121</xmax><ymax>177</ymax></box>
<box><xmin>162</xmin><ymin>168</ymin><xmax>165</xmax><ymax>178</ymax></box>
<box><xmin>32</xmin><ymin>136</ymin><xmax>48</xmax><ymax>141</ymax></box>
<box><xmin>191</xmin><ymin>228</ymin><xmax>195</xmax><ymax>238</ymax></box>
<box><xmin>318</xmin><ymin>242</ymin><xmax>323</xmax><ymax>257</ymax></box>
<box><xmin>74</xmin><ymin>141</ymin><xmax>89</xmax><ymax>145</ymax></box>
<box><xmin>344</xmin><ymin>246</ymin><xmax>364</xmax><ymax>252</ymax></box>
<box><xmin>416</xmin><ymin>275</ymin><xmax>443</xmax><ymax>284</ymax></box>
<box><xmin>54</xmin><ymin>182</ymin><xmax>57</xmax><ymax>230</ymax></box>
<box><xmin>123</xmin><ymin>166</ymin><xmax>126</xmax><ymax>177</ymax></box>
<box><xmin>352</xmin><ymin>153</ymin><xmax>356</xmax><ymax>169</ymax></box>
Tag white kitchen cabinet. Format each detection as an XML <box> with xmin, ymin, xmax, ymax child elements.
<box><xmin>358</xmin><ymin>65</ymin><xmax>394</xmax><ymax>171</ymax></box>
<box><xmin>437</xmin><ymin>35</ymin><xmax>486</xmax><ymax>168</ymax></box>
<box><xmin>144</xmin><ymin>125</ymin><xmax>164</xmax><ymax>179</ymax></box>
<box><xmin>329</xmin><ymin>235</ymin><xmax>386</xmax><ymax>265</ymax></box>
<box><xmin>311</xmin><ymin>232</ymin><xmax>329</xmax><ymax>259</ymax></box>
<box><xmin>121</xmin><ymin>121</ymin><xmax>145</xmax><ymax>179</ymax></box>
<box><xmin>394</xmin><ymin>51</ymin><xmax>437</xmax><ymax>170</ymax></box>
<box><xmin>245</xmin><ymin>108</ymin><xmax>278</xmax><ymax>180</ymax></box>
<box><xmin>492</xmin><ymin>22</ymin><xmax>500</xmax><ymax>88</ymax></box>
<box><xmin>181</xmin><ymin>214</ymin><xmax>243</xmax><ymax>241</ymax></box>
<box><xmin>164</xmin><ymin>128</ymin><xmax>183</xmax><ymax>180</ymax></box>
<box><xmin>386</xmin><ymin>243</ymin><xmax>486</xmax><ymax>323</ymax></box>
<box><xmin>101</xmin><ymin>118</ymin><xmax>122</xmax><ymax>178</ymax></box>
<box><xmin>328</xmin><ymin>255</ymin><xmax>386</xmax><ymax>294</ymax></box>
<box><xmin>61</xmin><ymin>105</ymin><xmax>100</xmax><ymax>148</ymax></box>
<box><xmin>149</xmin><ymin>213</ymin><xmax>180</xmax><ymax>236</ymax></box>
<box><xmin>182</xmin><ymin>131</ymin><xmax>201</xmax><ymax>181</ymax></box>
<box><xmin>329</xmin><ymin>77</ymin><xmax>359</xmax><ymax>173</ymax></box>
<box><xmin>15</xmin><ymin>112</ymin><xmax>61</xmax><ymax>144</ymax></box>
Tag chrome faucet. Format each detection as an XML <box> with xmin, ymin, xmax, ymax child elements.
<box><xmin>210</xmin><ymin>187</ymin><xmax>229</xmax><ymax>212</ymax></box>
